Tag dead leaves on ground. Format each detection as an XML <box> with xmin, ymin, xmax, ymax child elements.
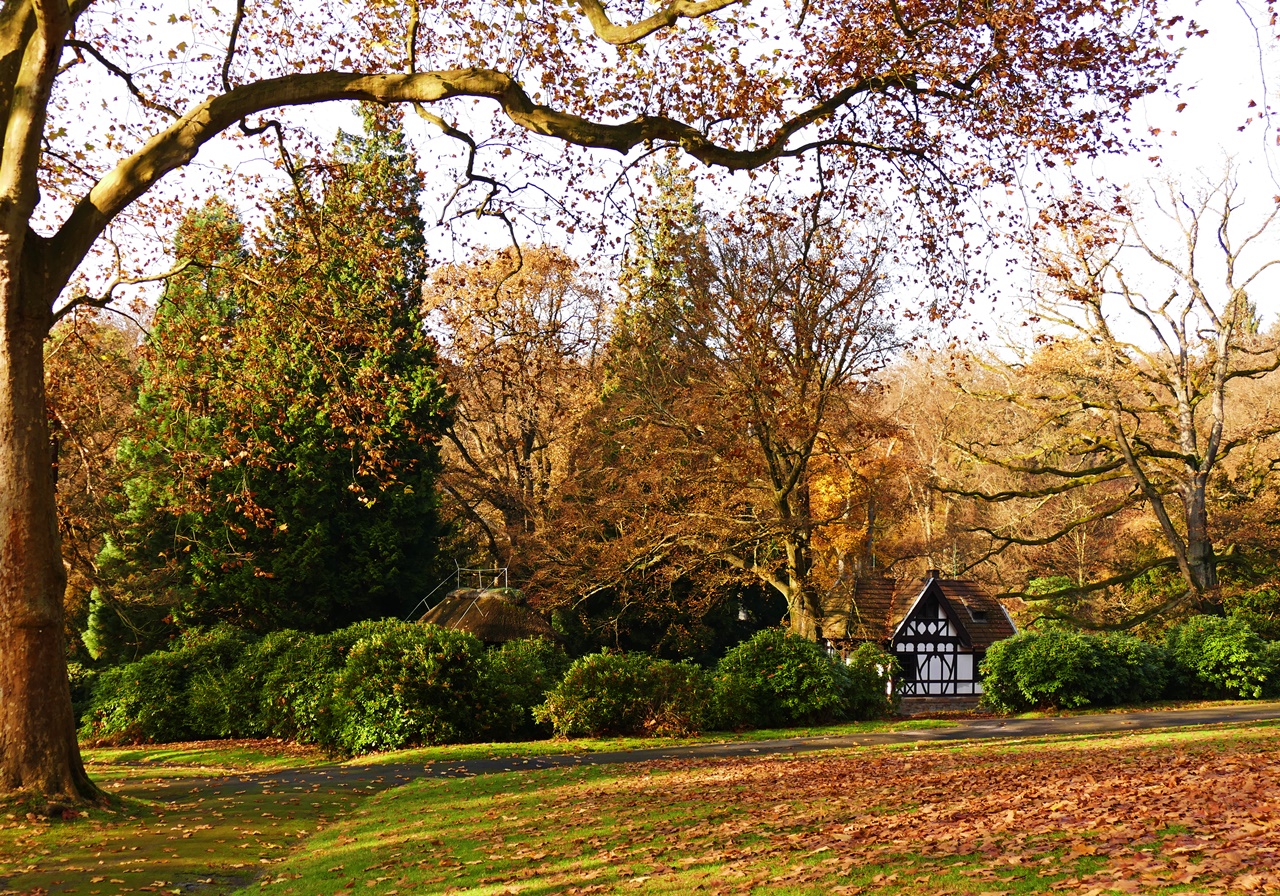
<box><xmin>400</xmin><ymin>728</ymin><xmax>1280</xmax><ymax>894</ymax></box>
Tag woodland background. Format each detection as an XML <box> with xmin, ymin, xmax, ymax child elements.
<box><xmin>47</xmin><ymin>107</ymin><xmax>1280</xmax><ymax>670</ymax></box>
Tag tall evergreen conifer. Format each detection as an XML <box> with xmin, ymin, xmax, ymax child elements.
<box><xmin>102</xmin><ymin>110</ymin><xmax>449</xmax><ymax>642</ymax></box>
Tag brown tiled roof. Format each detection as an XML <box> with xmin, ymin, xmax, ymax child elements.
<box><xmin>419</xmin><ymin>588</ymin><xmax>555</xmax><ymax>643</ymax></box>
<box><xmin>929</xmin><ymin>578</ymin><xmax>1018</xmax><ymax>650</ymax></box>
<box><xmin>828</xmin><ymin>576</ymin><xmax>1016</xmax><ymax>650</ymax></box>
<box><xmin>826</xmin><ymin>577</ymin><xmax>898</xmax><ymax>641</ymax></box>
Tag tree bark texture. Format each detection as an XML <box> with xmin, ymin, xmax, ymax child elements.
<box><xmin>0</xmin><ymin>244</ymin><xmax>93</xmax><ymax>798</ymax></box>
<box><xmin>1183</xmin><ymin>479</ymin><xmax>1219</xmax><ymax>605</ymax></box>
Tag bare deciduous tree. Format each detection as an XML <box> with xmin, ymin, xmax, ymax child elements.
<box><xmin>950</xmin><ymin>177</ymin><xmax>1280</xmax><ymax>622</ymax></box>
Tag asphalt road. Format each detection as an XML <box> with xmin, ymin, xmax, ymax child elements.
<box><xmin>180</xmin><ymin>701</ymin><xmax>1280</xmax><ymax>796</ymax></box>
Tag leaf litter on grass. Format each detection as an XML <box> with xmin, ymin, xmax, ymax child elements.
<box><xmin>258</xmin><ymin>724</ymin><xmax>1280</xmax><ymax>895</ymax></box>
<box><xmin>5</xmin><ymin>724</ymin><xmax>1280</xmax><ymax>896</ymax></box>
<box><xmin>0</xmin><ymin>765</ymin><xmax>377</xmax><ymax>896</ymax></box>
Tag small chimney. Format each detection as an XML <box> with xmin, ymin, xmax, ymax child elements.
<box><xmin>925</xmin><ymin>567</ymin><xmax>942</xmax><ymax>580</ymax></box>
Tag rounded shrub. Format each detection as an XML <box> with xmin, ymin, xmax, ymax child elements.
<box><xmin>331</xmin><ymin>622</ymin><xmax>498</xmax><ymax>754</ymax></box>
<box><xmin>1009</xmin><ymin>628</ymin><xmax>1099</xmax><ymax>710</ymax></box>
<box><xmin>534</xmin><ymin>650</ymin><xmax>713</xmax><ymax>737</ymax></box>
<box><xmin>1166</xmin><ymin>615</ymin><xmax>1270</xmax><ymax>699</ymax></box>
<box><xmin>483</xmin><ymin>637</ymin><xmax>572</xmax><ymax>740</ymax></box>
<box><xmin>837</xmin><ymin>642</ymin><xmax>899</xmax><ymax>720</ymax></box>
<box><xmin>1090</xmin><ymin>632</ymin><xmax>1170</xmax><ymax>705</ymax></box>
<box><xmin>253</xmin><ymin>630</ymin><xmax>350</xmax><ymax>745</ymax></box>
<box><xmin>978</xmin><ymin>632</ymin><xmax>1035</xmax><ymax>713</ymax></box>
<box><xmin>253</xmin><ymin>619</ymin><xmax>437</xmax><ymax>749</ymax></box>
<box><xmin>182</xmin><ymin>627</ymin><xmax>264</xmax><ymax>739</ymax></box>
<box><xmin>1262</xmin><ymin>641</ymin><xmax>1280</xmax><ymax>699</ymax></box>
<box><xmin>711</xmin><ymin>628</ymin><xmax>845</xmax><ymax>729</ymax></box>
<box><xmin>980</xmin><ymin>628</ymin><xmax>1170</xmax><ymax>712</ymax></box>
<box><xmin>644</xmin><ymin>658</ymin><xmax>715</xmax><ymax>736</ymax></box>
<box><xmin>80</xmin><ymin>625</ymin><xmax>255</xmax><ymax>743</ymax></box>
<box><xmin>81</xmin><ymin>651</ymin><xmax>191</xmax><ymax>744</ymax></box>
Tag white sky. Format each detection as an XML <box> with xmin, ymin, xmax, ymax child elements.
<box><xmin>957</xmin><ymin>0</ymin><xmax>1280</xmax><ymax>347</ymax></box>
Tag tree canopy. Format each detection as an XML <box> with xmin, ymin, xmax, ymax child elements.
<box><xmin>104</xmin><ymin>113</ymin><xmax>450</xmax><ymax>638</ymax></box>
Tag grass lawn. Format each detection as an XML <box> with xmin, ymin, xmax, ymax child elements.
<box><xmin>240</xmin><ymin>722</ymin><xmax>1280</xmax><ymax>896</ymax></box>
<box><xmin>82</xmin><ymin>740</ymin><xmax>329</xmax><ymax>779</ymax></box>
<box><xmin>75</xmin><ymin>719</ymin><xmax>960</xmax><ymax>773</ymax></box>
<box><xmin>342</xmin><ymin>718</ymin><xmax>960</xmax><ymax>766</ymax></box>
<box><xmin>3</xmin><ymin>720</ymin><xmax>1279</xmax><ymax>895</ymax></box>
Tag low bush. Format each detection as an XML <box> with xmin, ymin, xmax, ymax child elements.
<box><xmin>980</xmin><ymin>628</ymin><xmax>1169</xmax><ymax>713</ymax></box>
<box><xmin>1091</xmin><ymin>632</ymin><xmax>1170</xmax><ymax>704</ymax></box>
<box><xmin>81</xmin><ymin>651</ymin><xmax>190</xmax><ymax>744</ymax></box>
<box><xmin>645</xmin><ymin>658</ymin><xmax>715</xmax><ymax>736</ymax></box>
<box><xmin>484</xmin><ymin>638</ymin><xmax>572</xmax><ymax>739</ymax></box>
<box><xmin>332</xmin><ymin>622</ymin><xmax>499</xmax><ymax>754</ymax></box>
<box><xmin>982</xmin><ymin>629</ymin><xmax>1096</xmax><ymax>712</ymax></box>
<box><xmin>837</xmin><ymin>642</ymin><xmax>899</xmax><ymax>720</ymax></box>
<box><xmin>534</xmin><ymin>651</ymin><xmax>712</xmax><ymax>737</ymax></box>
<box><xmin>711</xmin><ymin>628</ymin><xmax>847</xmax><ymax>729</ymax></box>
<box><xmin>225</xmin><ymin>629</ymin><xmax>322</xmax><ymax>741</ymax></box>
<box><xmin>978</xmin><ymin>633</ymin><xmax>1033</xmax><ymax>714</ymax></box>
<box><xmin>67</xmin><ymin>661</ymin><xmax>98</xmax><ymax>725</ymax></box>
<box><xmin>1263</xmin><ymin>641</ymin><xmax>1280</xmax><ymax>699</ymax></box>
<box><xmin>80</xmin><ymin>626</ymin><xmax>254</xmax><ymax>744</ymax></box>
<box><xmin>262</xmin><ymin>621</ymin><xmax>414</xmax><ymax>747</ymax></box>
<box><xmin>1166</xmin><ymin>615</ymin><xmax>1270</xmax><ymax>699</ymax></box>
<box><xmin>183</xmin><ymin>627</ymin><xmax>267</xmax><ymax>739</ymax></box>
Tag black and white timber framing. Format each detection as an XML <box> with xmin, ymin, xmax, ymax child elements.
<box><xmin>889</xmin><ymin>571</ymin><xmax>1017</xmax><ymax>697</ymax></box>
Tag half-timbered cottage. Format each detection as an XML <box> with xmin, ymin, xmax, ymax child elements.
<box><xmin>825</xmin><ymin>570</ymin><xmax>1017</xmax><ymax>697</ymax></box>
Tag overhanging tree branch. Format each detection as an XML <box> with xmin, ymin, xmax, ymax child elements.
<box><xmin>46</xmin><ymin>68</ymin><xmax>922</xmax><ymax>301</ymax></box>
<box><xmin>573</xmin><ymin>0</ymin><xmax>742</xmax><ymax>46</ymax></box>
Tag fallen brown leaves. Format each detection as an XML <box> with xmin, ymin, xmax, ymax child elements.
<box><xmin>442</xmin><ymin>727</ymin><xmax>1280</xmax><ymax>894</ymax></box>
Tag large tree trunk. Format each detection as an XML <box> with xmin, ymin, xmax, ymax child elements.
<box><xmin>1184</xmin><ymin>478</ymin><xmax>1220</xmax><ymax>612</ymax></box>
<box><xmin>786</xmin><ymin>588</ymin><xmax>824</xmax><ymax>640</ymax></box>
<box><xmin>783</xmin><ymin>528</ymin><xmax>824</xmax><ymax>640</ymax></box>
<box><xmin>0</xmin><ymin>249</ymin><xmax>94</xmax><ymax>800</ymax></box>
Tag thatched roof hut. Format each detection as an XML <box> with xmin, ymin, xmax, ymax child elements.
<box><xmin>418</xmin><ymin>588</ymin><xmax>555</xmax><ymax>643</ymax></box>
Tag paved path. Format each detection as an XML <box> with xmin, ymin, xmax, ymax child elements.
<box><xmin>164</xmin><ymin>701</ymin><xmax>1280</xmax><ymax>799</ymax></box>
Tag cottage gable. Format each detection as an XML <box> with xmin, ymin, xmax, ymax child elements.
<box><xmin>826</xmin><ymin>570</ymin><xmax>1017</xmax><ymax>697</ymax></box>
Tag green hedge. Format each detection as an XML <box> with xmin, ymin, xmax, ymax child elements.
<box><xmin>534</xmin><ymin>651</ymin><xmax>712</xmax><ymax>737</ymax></box>
<box><xmin>532</xmin><ymin>631</ymin><xmax>897</xmax><ymax>738</ymax></box>
<box><xmin>711</xmin><ymin>628</ymin><xmax>897</xmax><ymax>728</ymax></box>
<box><xmin>712</xmin><ymin>629</ymin><xmax>834</xmax><ymax>727</ymax></box>
<box><xmin>980</xmin><ymin>617</ymin><xmax>1280</xmax><ymax>712</ymax></box>
<box><xmin>838</xmin><ymin>641</ymin><xmax>900</xmax><ymax>721</ymax></box>
<box><xmin>484</xmin><ymin>637</ymin><xmax>572</xmax><ymax>740</ymax></box>
<box><xmin>81</xmin><ymin>626</ymin><xmax>253</xmax><ymax>743</ymax></box>
<box><xmin>80</xmin><ymin>622</ymin><xmax>568</xmax><ymax>753</ymax></box>
<box><xmin>1166</xmin><ymin>615</ymin><xmax>1272</xmax><ymax>699</ymax></box>
<box><xmin>980</xmin><ymin>629</ymin><xmax>1170</xmax><ymax>713</ymax></box>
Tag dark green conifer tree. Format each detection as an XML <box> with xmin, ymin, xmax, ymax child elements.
<box><xmin>103</xmin><ymin>109</ymin><xmax>450</xmax><ymax>640</ymax></box>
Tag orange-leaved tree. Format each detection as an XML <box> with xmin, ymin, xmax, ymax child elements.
<box><xmin>425</xmin><ymin>247</ymin><xmax>608</xmax><ymax>580</ymax></box>
<box><xmin>2</xmin><ymin>0</ymin><xmax>1176</xmax><ymax>797</ymax></box>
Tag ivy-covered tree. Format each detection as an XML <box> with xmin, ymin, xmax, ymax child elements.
<box><xmin>106</xmin><ymin>111</ymin><xmax>450</xmax><ymax>637</ymax></box>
